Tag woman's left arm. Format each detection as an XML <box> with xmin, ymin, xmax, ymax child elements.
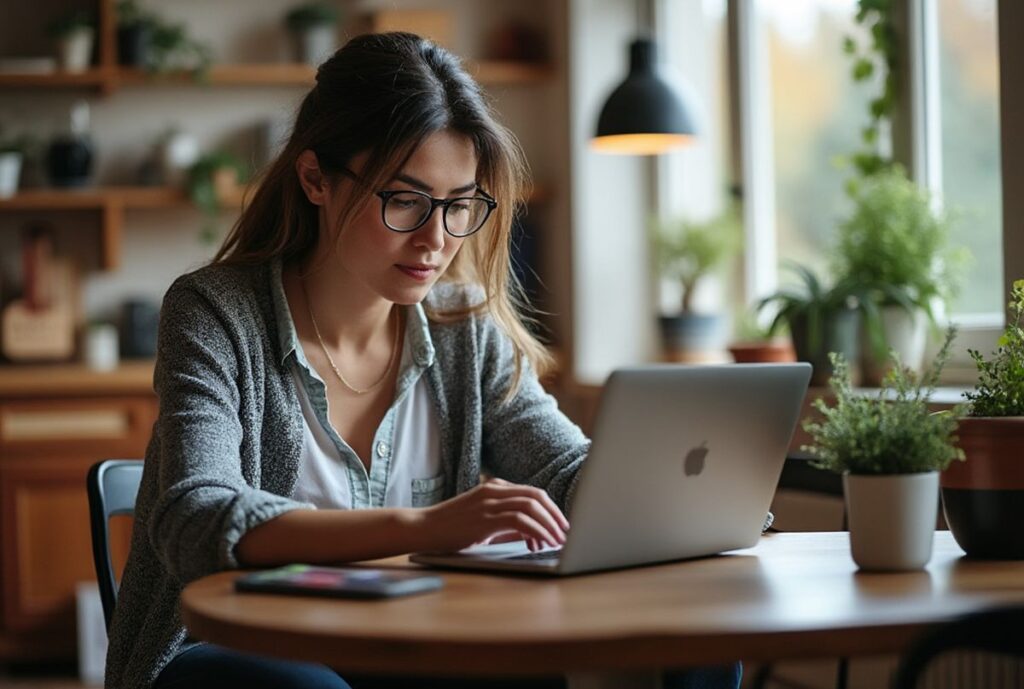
<box><xmin>478</xmin><ymin>316</ymin><xmax>591</xmax><ymax>513</ymax></box>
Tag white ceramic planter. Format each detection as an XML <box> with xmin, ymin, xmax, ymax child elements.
<box><xmin>0</xmin><ymin>152</ymin><xmax>22</xmax><ymax>199</ymax></box>
<box><xmin>843</xmin><ymin>471</ymin><xmax>939</xmax><ymax>571</ymax></box>
<box><xmin>294</xmin><ymin>25</ymin><xmax>337</xmax><ymax>66</ymax></box>
<box><xmin>862</xmin><ymin>305</ymin><xmax>927</xmax><ymax>385</ymax></box>
<box><xmin>57</xmin><ymin>29</ymin><xmax>95</xmax><ymax>73</ymax></box>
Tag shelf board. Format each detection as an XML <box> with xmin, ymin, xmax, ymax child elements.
<box><xmin>0</xmin><ymin>186</ymin><xmax>246</xmax><ymax>211</ymax></box>
<box><xmin>0</xmin><ymin>60</ymin><xmax>553</xmax><ymax>91</ymax></box>
<box><xmin>0</xmin><ymin>68</ymin><xmax>111</xmax><ymax>88</ymax></box>
<box><xmin>117</xmin><ymin>63</ymin><xmax>316</xmax><ymax>87</ymax></box>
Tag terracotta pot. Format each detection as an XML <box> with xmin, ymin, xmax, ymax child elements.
<box><xmin>727</xmin><ymin>340</ymin><xmax>796</xmax><ymax>363</ymax></box>
<box><xmin>941</xmin><ymin>417</ymin><xmax>1024</xmax><ymax>559</ymax></box>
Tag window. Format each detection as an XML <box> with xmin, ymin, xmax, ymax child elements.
<box><xmin>936</xmin><ymin>0</ymin><xmax>1002</xmax><ymax>320</ymax></box>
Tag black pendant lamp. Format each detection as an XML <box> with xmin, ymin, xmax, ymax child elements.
<box><xmin>592</xmin><ymin>37</ymin><xmax>699</xmax><ymax>155</ymax></box>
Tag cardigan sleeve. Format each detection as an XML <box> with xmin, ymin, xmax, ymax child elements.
<box><xmin>144</xmin><ymin>277</ymin><xmax>309</xmax><ymax>584</ymax></box>
<box><xmin>476</xmin><ymin>313</ymin><xmax>591</xmax><ymax>513</ymax></box>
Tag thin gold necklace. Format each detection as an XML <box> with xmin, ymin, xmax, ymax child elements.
<box><xmin>302</xmin><ymin>280</ymin><xmax>401</xmax><ymax>395</ymax></box>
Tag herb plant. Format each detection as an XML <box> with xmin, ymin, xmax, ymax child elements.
<box><xmin>803</xmin><ymin>326</ymin><xmax>965</xmax><ymax>475</ymax></box>
<box><xmin>833</xmin><ymin>165</ymin><xmax>969</xmax><ymax>352</ymax></box>
<box><xmin>966</xmin><ymin>280</ymin><xmax>1024</xmax><ymax>417</ymax></box>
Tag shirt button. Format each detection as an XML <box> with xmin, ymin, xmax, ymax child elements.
<box><xmin>376</xmin><ymin>442</ymin><xmax>390</xmax><ymax>458</ymax></box>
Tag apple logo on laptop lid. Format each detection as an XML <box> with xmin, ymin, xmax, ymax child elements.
<box><xmin>683</xmin><ymin>442</ymin><xmax>709</xmax><ymax>477</ymax></box>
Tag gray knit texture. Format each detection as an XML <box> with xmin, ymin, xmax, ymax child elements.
<box><xmin>104</xmin><ymin>261</ymin><xmax>590</xmax><ymax>689</ymax></box>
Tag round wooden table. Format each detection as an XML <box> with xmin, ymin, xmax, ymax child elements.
<box><xmin>181</xmin><ymin>532</ymin><xmax>1024</xmax><ymax>686</ymax></box>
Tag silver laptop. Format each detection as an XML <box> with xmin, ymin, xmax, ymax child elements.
<box><xmin>411</xmin><ymin>363</ymin><xmax>812</xmax><ymax>576</ymax></box>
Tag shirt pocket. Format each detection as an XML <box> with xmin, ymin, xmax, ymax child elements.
<box><xmin>411</xmin><ymin>473</ymin><xmax>445</xmax><ymax>507</ymax></box>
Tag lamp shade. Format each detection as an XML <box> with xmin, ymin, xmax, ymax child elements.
<box><xmin>592</xmin><ymin>38</ymin><xmax>698</xmax><ymax>155</ymax></box>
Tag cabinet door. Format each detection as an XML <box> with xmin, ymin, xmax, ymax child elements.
<box><xmin>0</xmin><ymin>395</ymin><xmax>150</xmax><ymax>658</ymax></box>
<box><xmin>0</xmin><ymin>455</ymin><xmax>133</xmax><ymax>635</ymax></box>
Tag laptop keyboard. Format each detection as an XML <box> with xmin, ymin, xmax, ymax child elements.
<box><xmin>507</xmin><ymin>548</ymin><xmax>563</xmax><ymax>561</ymax></box>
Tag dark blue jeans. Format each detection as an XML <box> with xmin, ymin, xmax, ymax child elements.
<box><xmin>154</xmin><ymin>643</ymin><xmax>741</xmax><ymax>689</ymax></box>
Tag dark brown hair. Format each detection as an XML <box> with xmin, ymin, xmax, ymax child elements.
<box><xmin>213</xmin><ymin>32</ymin><xmax>551</xmax><ymax>394</ymax></box>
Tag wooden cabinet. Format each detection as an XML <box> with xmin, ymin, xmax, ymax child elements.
<box><xmin>0</xmin><ymin>363</ymin><xmax>154</xmax><ymax>661</ymax></box>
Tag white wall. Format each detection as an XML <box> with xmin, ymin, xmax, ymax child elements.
<box><xmin>568</xmin><ymin>0</ymin><xmax>657</xmax><ymax>384</ymax></box>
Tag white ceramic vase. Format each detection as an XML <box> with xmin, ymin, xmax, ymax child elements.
<box><xmin>294</xmin><ymin>25</ymin><xmax>337</xmax><ymax>66</ymax></box>
<box><xmin>843</xmin><ymin>471</ymin><xmax>939</xmax><ymax>571</ymax></box>
<box><xmin>862</xmin><ymin>305</ymin><xmax>927</xmax><ymax>385</ymax></box>
<box><xmin>57</xmin><ymin>29</ymin><xmax>95</xmax><ymax>73</ymax></box>
<box><xmin>0</xmin><ymin>152</ymin><xmax>22</xmax><ymax>199</ymax></box>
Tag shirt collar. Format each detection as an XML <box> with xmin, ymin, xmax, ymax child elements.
<box><xmin>270</xmin><ymin>258</ymin><xmax>435</xmax><ymax>369</ymax></box>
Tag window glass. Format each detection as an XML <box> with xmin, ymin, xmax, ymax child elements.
<box><xmin>757</xmin><ymin>0</ymin><xmax>882</xmax><ymax>281</ymax></box>
<box><xmin>938</xmin><ymin>0</ymin><xmax>1002</xmax><ymax>317</ymax></box>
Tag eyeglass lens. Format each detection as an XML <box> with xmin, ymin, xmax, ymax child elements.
<box><xmin>384</xmin><ymin>192</ymin><xmax>491</xmax><ymax>236</ymax></box>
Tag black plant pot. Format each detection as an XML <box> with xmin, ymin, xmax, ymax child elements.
<box><xmin>789</xmin><ymin>307</ymin><xmax>860</xmax><ymax>386</ymax></box>
<box><xmin>46</xmin><ymin>137</ymin><xmax>93</xmax><ymax>188</ymax></box>
<box><xmin>117</xmin><ymin>24</ymin><xmax>152</xmax><ymax>66</ymax></box>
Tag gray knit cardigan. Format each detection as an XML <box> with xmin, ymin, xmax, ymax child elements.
<box><xmin>104</xmin><ymin>262</ymin><xmax>590</xmax><ymax>689</ymax></box>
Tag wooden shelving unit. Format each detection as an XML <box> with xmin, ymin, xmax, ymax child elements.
<box><xmin>0</xmin><ymin>186</ymin><xmax>247</xmax><ymax>270</ymax></box>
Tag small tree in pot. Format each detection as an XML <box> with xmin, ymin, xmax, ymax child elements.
<box><xmin>285</xmin><ymin>2</ymin><xmax>340</xmax><ymax>66</ymax></box>
<box><xmin>942</xmin><ymin>279</ymin><xmax>1024</xmax><ymax>559</ymax></box>
<box><xmin>651</xmin><ymin>206</ymin><xmax>740</xmax><ymax>360</ymax></box>
<box><xmin>803</xmin><ymin>327</ymin><xmax>963</xmax><ymax>571</ymax></box>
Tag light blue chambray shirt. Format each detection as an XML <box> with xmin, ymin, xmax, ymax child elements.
<box><xmin>269</xmin><ymin>260</ymin><xmax>445</xmax><ymax>509</ymax></box>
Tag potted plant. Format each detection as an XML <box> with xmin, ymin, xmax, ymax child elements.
<box><xmin>757</xmin><ymin>263</ymin><xmax>861</xmax><ymax>386</ymax></box>
<box><xmin>147</xmin><ymin>19</ymin><xmax>212</xmax><ymax>81</ymax></box>
<box><xmin>284</xmin><ymin>2</ymin><xmax>340</xmax><ymax>66</ymax></box>
<box><xmin>834</xmin><ymin>165</ymin><xmax>969</xmax><ymax>385</ymax></box>
<box><xmin>803</xmin><ymin>327</ymin><xmax>963</xmax><ymax>571</ymax></box>
<box><xmin>941</xmin><ymin>279</ymin><xmax>1024</xmax><ymax>559</ymax></box>
<box><xmin>0</xmin><ymin>130</ymin><xmax>26</xmax><ymax>199</ymax></box>
<box><xmin>116</xmin><ymin>0</ymin><xmax>154</xmax><ymax>67</ymax></box>
<box><xmin>727</xmin><ymin>308</ymin><xmax>795</xmax><ymax>363</ymax></box>
<box><xmin>650</xmin><ymin>206</ymin><xmax>741</xmax><ymax>360</ymax></box>
<box><xmin>47</xmin><ymin>9</ymin><xmax>96</xmax><ymax>73</ymax></box>
<box><xmin>187</xmin><ymin>151</ymin><xmax>246</xmax><ymax>244</ymax></box>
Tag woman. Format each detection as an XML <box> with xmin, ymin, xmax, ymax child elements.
<box><xmin>105</xmin><ymin>32</ymin><xmax>740</xmax><ymax>689</ymax></box>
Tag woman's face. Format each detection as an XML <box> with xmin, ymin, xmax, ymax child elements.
<box><xmin>326</xmin><ymin>129</ymin><xmax>480</xmax><ymax>306</ymax></box>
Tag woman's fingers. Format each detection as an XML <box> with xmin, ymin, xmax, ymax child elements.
<box><xmin>491</xmin><ymin>510</ymin><xmax>560</xmax><ymax>548</ymax></box>
<box><xmin>480</xmin><ymin>480</ymin><xmax>571</xmax><ymax>532</ymax></box>
<box><xmin>485</xmin><ymin>496</ymin><xmax>566</xmax><ymax>544</ymax></box>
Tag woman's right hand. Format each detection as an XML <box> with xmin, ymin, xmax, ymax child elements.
<box><xmin>417</xmin><ymin>478</ymin><xmax>570</xmax><ymax>553</ymax></box>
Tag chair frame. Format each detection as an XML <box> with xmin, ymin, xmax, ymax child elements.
<box><xmin>86</xmin><ymin>459</ymin><xmax>144</xmax><ymax>631</ymax></box>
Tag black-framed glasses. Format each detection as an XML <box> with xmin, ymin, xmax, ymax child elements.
<box><xmin>375</xmin><ymin>188</ymin><xmax>497</xmax><ymax>238</ymax></box>
<box><xmin>341</xmin><ymin>168</ymin><xmax>497</xmax><ymax>238</ymax></box>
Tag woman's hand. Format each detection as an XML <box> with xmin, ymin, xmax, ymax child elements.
<box><xmin>417</xmin><ymin>478</ymin><xmax>570</xmax><ymax>553</ymax></box>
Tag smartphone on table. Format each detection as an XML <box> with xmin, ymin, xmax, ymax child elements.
<box><xmin>235</xmin><ymin>564</ymin><xmax>444</xmax><ymax>599</ymax></box>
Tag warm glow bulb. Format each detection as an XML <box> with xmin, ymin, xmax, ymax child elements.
<box><xmin>590</xmin><ymin>133</ymin><xmax>694</xmax><ymax>155</ymax></box>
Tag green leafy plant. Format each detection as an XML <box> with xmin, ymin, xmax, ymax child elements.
<box><xmin>757</xmin><ymin>263</ymin><xmax>859</xmax><ymax>354</ymax></box>
<box><xmin>284</xmin><ymin>2</ymin><xmax>340</xmax><ymax>31</ymax></box>
<box><xmin>187</xmin><ymin>152</ymin><xmax>246</xmax><ymax>244</ymax></box>
<box><xmin>834</xmin><ymin>164</ymin><xmax>970</xmax><ymax>354</ymax></box>
<box><xmin>147</xmin><ymin>19</ymin><xmax>212</xmax><ymax>80</ymax></box>
<box><xmin>116</xmin><ymin>0</ymin><xmax>152</xmax><ymax>27</ymax></box>
<box><xmin>803</xmin><ymin>326</ymin><xmax>965</xmax><ymax>475</ymax></box>
<box><xmin>650</xmin><ymin>205</ymin><xmax>741</xmax><ymax>314</ymax></box>
<box><xmin>843</xmin><ymin>0</ymin><xmax>898</xmax><ymax>180</ymax></box>
<box><xmin>47</xmin><ymin>9</ymin><xmax>96</xmax><ymax>38</ymax></box>
<box><xmin>0</xmin><ymin>129</ymin><xmax>28</xmax><ymax>155</ymax></box>
<box><xmin>965</xmin><ymin>280</ymin><xmax>1024</xmax><ymax>417</ymax></box>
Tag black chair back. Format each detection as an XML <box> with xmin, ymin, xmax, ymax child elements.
<box><xmin>86</xmin><ymin>459</ymin><xmax>143</xmax><ymax>631</ymax></box>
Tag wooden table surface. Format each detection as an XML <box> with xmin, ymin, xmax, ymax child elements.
<box><xmin>181</xmin><ymin>532</ymin><xmax>1024</xmax><ymax>677</ymax></box>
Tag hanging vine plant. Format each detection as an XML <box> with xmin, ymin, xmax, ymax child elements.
<box><xmin>843</xmin><ymin>0</ymin><xmax>899</xmax><ymax>184</ymax></box>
